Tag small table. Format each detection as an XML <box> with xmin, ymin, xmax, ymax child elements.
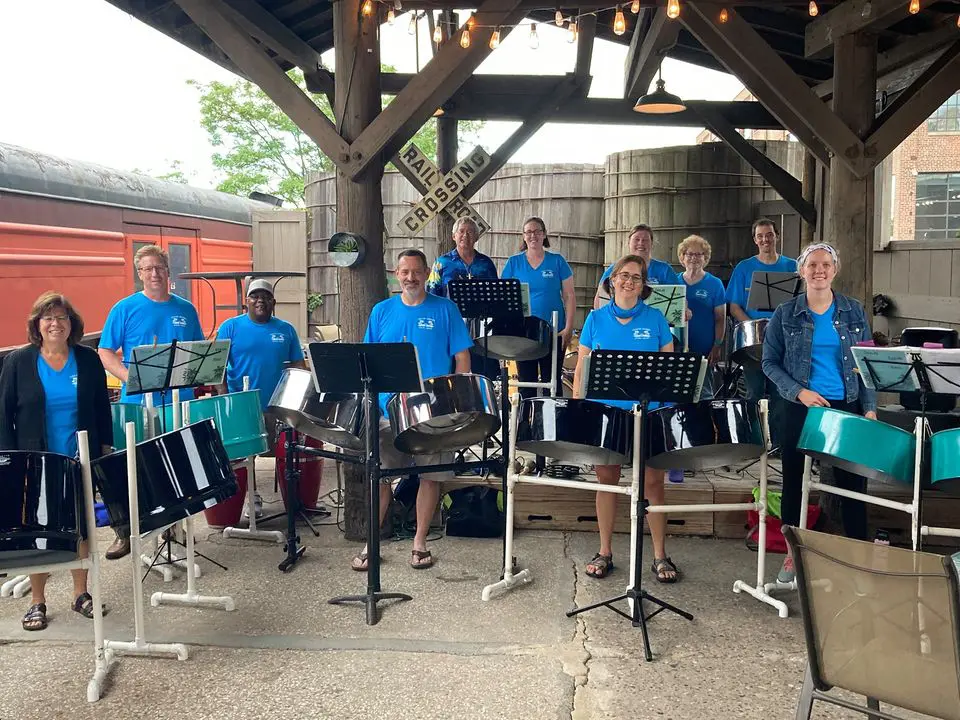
<box><xmin>178</xmin><ymin>271</ymin><xmax>306</xmax><ymax>324</ymax></box>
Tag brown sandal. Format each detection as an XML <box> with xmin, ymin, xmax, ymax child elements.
<box><xmin>22</xmin><ymin>603</ymin><xmax>47</xmax><ymax>631</ymax></box>
<box><xmin>652</xmin><ymin>557</ymin><xmax>679</xmax><ymax>584</ymax></box>
<box><xmin>585</xmin><ymin>553</ymin><xmax>614</xmax><ymax>578</ymax></box>
<box><xmin>409</xmin><ymin>549</ymin><xmax>434</xmax><ymax>569</ymax></box>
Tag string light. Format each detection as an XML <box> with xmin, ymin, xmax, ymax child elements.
<box><xmin>408</xmin><ymin>12</ymin><xmax>416</xmax><ymax>34</ymax></box>
<box><xmin>467</xmin><ymin>14</ymin><xmax>475</xmax><ymax>29</ymax></box>
<box><xmin>555</xmin><ymin>9</ymin><xmax>564</xmax><ymax>25</ymax></box>
<box><xmin>433</xmin><ymin>22</ymin><xmax>442</xmax><ymax>45</ymax></box>
<box><xmin>719</xmin><ymin>7</ymin><xmax>728</xmax><ymax>22</ymax></box>
<box><xmin>528</xmin><ymin>22</ymin><xmax>539</xmax><ymax>49</ymax></box>
<box><xmin>908</xmin><ymin>0</ymin><xmax>920</xmax><ymax>14</ymax></box>
<box><xmin>957</xmin><ymin>13</ymin><xmax>960</xmax><ymax>27</ymax></box>
<box><xmin>808</xmin><ymin>1</ymin><xmax>818</xmax><ymax>16</ymax></box>
<box><xmin>361</xmin><ymin>0</ymin><xmax>373</xmax><ymax>16</ymax></box>
<box><xmin>460</xmin><ymin>28</ymin><xmax>471</xmax><ymax>48</ymax></box>
<box><xmin>489</xmin><ymin>27</ymin><xmax>501</xmax><ymax>49</ymax></box>
<box><xmin>666</xmin><ymin>0</ymin><xmax>680</xmax><ymax>19</ymax></box>
<box><xmin>387</xmin><ymin>7</ymin><xmax>395</xmax><ymax>24</ymax></box>
<box><xmin>631</xmin><ymin>0</ymin><xmax>640</xmax><ymax>13</ymax></box>
<box><xmin>394</xmin><ymin>0</ymin><xmax>401</xmax><ymax>9</ymax></box>
<box><xmin>567</xmin><ymin>19</ymin><xmax>578</xmax><ymax>42</ymax></box>
<box><xmin>613</xmin><ymin>6</ymin><xmax>626</xmax><ymax>34</ymax></box>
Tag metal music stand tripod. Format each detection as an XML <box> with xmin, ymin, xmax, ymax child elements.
<box><xmin>314</xmin><ymin>342</ymin><xmax>423</xmax><ymax>624</ymax></box>
<box><xmin>568</xmin><ymin>349</ymin><xmax>698</xmax><ymax>661</ymax></box>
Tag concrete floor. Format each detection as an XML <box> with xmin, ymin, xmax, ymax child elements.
<box><xmin>0</xmin><ymin>460</ymin><xmax>929</xmax><ymax>719</ymax></box>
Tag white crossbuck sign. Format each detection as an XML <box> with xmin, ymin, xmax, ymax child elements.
<box><xmin>397</xmin><ymin>143</ymin><xmax>491</xmax><ymax>236</ymax></box>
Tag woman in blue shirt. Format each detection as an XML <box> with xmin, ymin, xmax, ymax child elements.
<box><xmin>502</xmin><ymin>217</ymin><xmax>575</xmax><ymax>399</ymax></box>
<box><xmin>573</xmin><ymin>255</ymin><xmax>679</xmax><ymax>583</ymax></box>
<box><xmin>678</xmin><ymin>235</ymin><xmax>726</xmax><ymax>399</ymax></box>
<box><xmin>761</xmin><ymin>244</ymin><xmax>877</xmax><ymax>583</ymax></box>
<box><xmin>0</xmin><ymin>292</ymin><xmax>112</xmax><ymax>631</ymax></box>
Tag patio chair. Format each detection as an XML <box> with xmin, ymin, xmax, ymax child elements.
<box><xmin>783</xmin><ymin>526</ymin><xmax>960</xmax><ymax>720</ymax></box>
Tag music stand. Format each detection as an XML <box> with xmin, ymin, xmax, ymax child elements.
<box><xmin>568</xmin><ymin>349</ymin><xmax>699</xmax><ymax>660</ymax></box>
<box><xmin>311</xmin><ymin>342</ymin><xmax>422</xmax><ymax>624</ymax></box>
<box><xmin>646</xmin><ymin>284</ymin><xmax>687</xmax><ymax>328</ymax></box>
<box><xmin>746</xmin><ymin>271</ymin><xmax>801</xmax><ymax>313</ymax></box>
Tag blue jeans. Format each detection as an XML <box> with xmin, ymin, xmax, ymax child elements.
<box><xmin>744</xmin><ymin>365</ymin><xmax>780</xmax><ymax>445</ymax></box>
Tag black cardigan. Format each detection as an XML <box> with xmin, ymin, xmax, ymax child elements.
<box><xmin>0</xmin><ymin>344</ymin><xmax>112</xmax><ymax>459</ymax></box>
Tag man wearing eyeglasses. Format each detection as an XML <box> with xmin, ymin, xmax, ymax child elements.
<box><xmin>97</xmin><ymin>244</ymin><xmax>204</xmax><ymax>559</ymax></box>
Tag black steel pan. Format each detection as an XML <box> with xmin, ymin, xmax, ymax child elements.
<box><xmin>645</xmin><ymin>399</ymin><xmax>763</xmax><ymax>471</ymax></box>
<box><xmin>516</xmin><ymin>397</ymin><xmax>633</xmax><ymax>466</ymax></box>
<box><xmin>470</xmin><ymin>315</ymin><xmax>553</xmax><ymax>362</ymax></box>
<box><xmin>0</xmin><ymin>451</ymin><xmax>83</xmax><ymax>570</ymax></box>
<box><xmin>92</xmin><ymin>419</ymin><xmax>238</xmax><ymax>536</ymax></box>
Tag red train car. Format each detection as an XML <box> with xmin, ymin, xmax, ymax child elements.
<box><xmin>0</xmin><ymin>142</ymin><xmax>270</xmax><ymax>349</ymax></box>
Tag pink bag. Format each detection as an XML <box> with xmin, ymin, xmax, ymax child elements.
<box><xmin>746</xmin><ymin>506</ymin><xmax>821</xmax><ymax>554</ymax></box>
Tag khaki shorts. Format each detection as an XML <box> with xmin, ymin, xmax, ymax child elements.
<box><xmin>378</xmin><ymin>418</ymin><xmax>454</xmax><ymax>484</ymax></box>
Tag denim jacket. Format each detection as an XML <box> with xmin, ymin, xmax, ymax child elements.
<box><xmin>761</xmin><ymin>292</ymin><xmax>876</xmax><ymax>412</ymax></box>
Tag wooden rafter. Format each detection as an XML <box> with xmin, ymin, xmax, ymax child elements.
<box><xmin>623</xmin><ymin>9</ymin><xmax>681</xmax><ymax>100</ymax></box>
<box><xmin>805</xmin><ymin>0</ymin><xmax>938</xmax><ymax>58</ymax></box>
<box><xmin>866</xmin><ymin>41</ymin><xmax>960</xmax><ymax>163</ymax></box>
<box><xmin>173</xmin><ymin>0</ymin><xmax>350</xmax><ymax>166</ymax></box>
<box><xmin>682</xmin><ymin>2</ymin><xmax>859</xmax><ymax>174</ymax></box>
<box><xmin>222</xmin><ymin>0</ymin><xmax>323</xmax><ymax>71</ymax></box>
<box><xmin>348</xmin><ymin>0</ymin><xmax>526</xmax><ymax>180</ymax></box>
<box><xmin>575</xmin><ymin>14</ymin><xmax>597</xmax><ymax>78</ymax></box>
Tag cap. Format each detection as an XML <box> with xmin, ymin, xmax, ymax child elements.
<box><xmin>246</xmin><ymin>278</ymin><xmax>275</xmax><ymax>297</ymax></box>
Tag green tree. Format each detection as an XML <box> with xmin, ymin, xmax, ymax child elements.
<box><xmin>188</xmin><ymin>68</ymin><xmax>483</xmax><ymax>207</ymax></box>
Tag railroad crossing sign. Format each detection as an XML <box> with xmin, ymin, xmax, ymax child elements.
<box><xmin>397</xmin><ymin>144</ymin><xmax>491</xmax><ymax>236</ymax></box>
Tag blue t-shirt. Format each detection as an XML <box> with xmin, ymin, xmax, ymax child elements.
<box><xmin>100</xmin><ymin>292</ymin><xmax>204</xmax><ymax>404</ymax></box>
<box><xmin>501</xmin><ymin>251</ymin><xmax>573</xmax><ymax>327</ymax></box>
<box><xmin>681</xmin><ymin>272</ymin><xmax>727</xmax><ymax>356</ymax></box>
<box><xmin>363</xmin><ymin>294</ymin><xmax>474</xmax><ymax>416</ymax></box>
<box><xmin>216</xmin><ymin>314</ymin><xmax>304</xmax><ymax>409</ymax></box>
<box><xmin>725</xmin><ymin>255</ymin><xmax>798</xmax><ymax>320</ymax></box>
<box><xmin>578</xmin><ymin>302</ymin><xmax>673</xmax><ymax>411</ymax></box>
<box><xmin>37</xmin><ymin>348</ymin><xmax>79</xmax><ymax>458</ymax></box>
<box><xmin>600</xmin><ymin>257</ymin><xmax>677</xmax><ymax>288</ymax></box>
<box><xmin>808</xmin><ymin>302</ymin><xmax>845</xmax><ymax>400</ymax></box>
<box><xmin>426</xmin><ymin>249</ymin><xmax>499</xmax><ymax>298</ymax></box>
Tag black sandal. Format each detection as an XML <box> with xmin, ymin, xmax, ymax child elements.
<box><xmin>651</xmin><ymin>557</ymin><xmax>679</xmax><ymax>584</ymax></box>
<box><xmin>22</xmin><ymin>603</ymin><xmax>47</xmax><ymax>631</ymax></box>
<box><xmin>410</xmin><ymin>549</ymin><xmax>434</xmax><ymax>569</ymax></box>
<box><xmin>585</xmin><ymin>553</ymin><xmax>614</xmax><ymax>579</ymax></box>
<box><xmin>72</xmin><ymin>592</ymin><xmax>106</xmax><ymax>619</ymax></box>
<box><xmin>351</xmin><ymin>551</ymin><xmax>369</xmax><ymax>572</ymax></box>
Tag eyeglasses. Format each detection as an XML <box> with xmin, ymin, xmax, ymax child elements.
<box><xmin>138</xmin><ymin>264</ymin><xmax>168</xmax><ymax>275</ymax></box>
<box><xmin>522</xmin><ymin>229</ymin><xmax>545</xmax><ymax>237</ymax></box>
<box><xmin>40</xmin><ymin>315</ymin><xmax>69</xmax><ymax>324</ymax></box>
<box><xmin>615</xmin><ymin>272</ymin><xmax>644</xmax><ymax>285</ymax></box>
<box><xmin>683</xmin><ymin>252</ymin><xmax>705</xmax><ymax>258</ymax></box>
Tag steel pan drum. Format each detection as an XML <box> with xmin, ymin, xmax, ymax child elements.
<box><xmin>732</xmin><ymin>319</ymin><xmax>768</xmax><ymax>366</ymax></box>
<box><xmin>388</xmin><ymin>373</ymin><xmax>500</xmax><ymax>454</ymax></box>
<box><xmin>0</xmin><ymin>451</ymin><xmax>84</xmax><ymax>570</ymax></box>
<box><xmin>92</xmin><ymin>419</ymin><xmax>238</xmax><ymax>536</ymax></box>
<box><xmin>470</xmin><ymin>315</ymin><xmax>553</xmax><ymax>362</ymax></box>
<box><xmin>179</xmin><ymin>391</ymin><xmax>268</xmax><ymax>460</ymax></box>
<box><xmin>265</xmin><ymin>367</ymin><xmax>363</xmax><ymax>452</ymax></box>
<box><xmin>646</xmin><ymin>399</ymin><xmax>763</xmax><ymax>471</ymax></box>
<box><xmin>111</xmin><ymin>402</ymin><xmax>160</xmax><ymax>449</ymax></box>
<box><xmin>798</xmin><ymin>406</ymin><xmax>916</xmax><ymax>485</ymax></box>
<box><xmin>516</xmin><ymin>397</ymin><xmax>633</xmax><ymax>466</ymax></box>
<box><xmin>929</xmin><ymin>428</ymin><xmax>960</xmax><ymax>493</ymax></box>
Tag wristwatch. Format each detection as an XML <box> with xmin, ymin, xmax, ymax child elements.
<box><xmin>714</xmin><ymin>339</ymin><xmax>724</xmax><ymax>347</ymax></box>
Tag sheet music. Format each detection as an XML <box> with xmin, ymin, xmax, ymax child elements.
<box><xmin>128</xmin><ymin>340</ymin><xmax>230</xmax><ymax>393</ymax></box>
<box><xmin>850</xmin><ymin>346</ymin><xmax>919</xmax><ymax>392</ymax></box>
<box><xmin>746</xmin><ymin>271</ymin><xmax>802</xmax><ymax>312</ymax></box>
<box><xmin>647</xmin><ymin>284</ymin><xmax>687</xmax><ymax>327</ymax></box>
<box><xmin>918</xmin><ymin>348</ymin><xmax>960</xmax><ymax>394</ymax></box>
<box><xmin>520</xmin><ymin>283</ymin><xmax>531</xmax><ymax>317</ymax></box>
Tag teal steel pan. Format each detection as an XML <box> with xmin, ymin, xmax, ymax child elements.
<box><xmin>111</xmin><ymin>403</ymin><xmax>160</xmax><ymax>450</ymax></box>
<box><xmin>930</xmin><ymin>428</ymin><xmax>960</xmax><ymax>491</ymax></box>
<box><xmin>798</xmin><ymin>406</ymin><xmax>916</xmax><ymax>485</ymax></box>
<box><xmin>166</xmin><ymin>391</ymin><xmax>268</xmax><ymax>461</ymax></box>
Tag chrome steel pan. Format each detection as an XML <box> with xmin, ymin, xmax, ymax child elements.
<box><xmin>387</xmin><ymin>373</ymin><xmax>500</xmax><ymax>454</ymax></box>
<box><xmin>469</xmin><ymin>315</ymin><xmax>553</xmax><ymax>362</ymax></box>
<box><xmin>266</xmin><ymin>367</ymin><xmax>363</xmax><ymax>452</ymax></box>
<box><xmin>516</xmin><ymin>397</ymin><xmax>633</xmax><ymax>466</ymax></box>
<box><xmin>731</xmin><ymin>319</ymin><xmax>769</xmax><ymax>366</ymax></box>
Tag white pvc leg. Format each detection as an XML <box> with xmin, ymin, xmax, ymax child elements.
<box><xmin>223</xmin><ymin>458</ymin><xmax>284</xmax><ymax>544</ymax></box>
<box><xmin>1</xmin><ymin>575</ymin><xmax>30</xmax><ymax>598</ymax></box>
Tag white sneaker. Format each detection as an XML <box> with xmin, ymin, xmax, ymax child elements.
<box><xmin>244</xmin><ymin>492</ymin><xmax>264</xmax><ymax>519</ymax></box>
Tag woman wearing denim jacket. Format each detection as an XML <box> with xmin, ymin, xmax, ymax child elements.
<box><xmin>761</xmin><ymin>243</ymin><xmax>877</xmax><ymax>583</ymax></box>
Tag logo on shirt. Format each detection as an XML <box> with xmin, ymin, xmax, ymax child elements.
<box><xmin>0</xmin><ymin>455</ymin><xmax>9</xmax><ymax>466</ymax></box>
<box><xmin>633</xmin><ymin>328</ymin><xmax>652</xmax><ymax>340</ymax></box>
<box><xmin>541</xmin><ymin>270</ymin><xmax>555</xmax><ymax>278</ymax></box>
<box><xmin>417</xmin><ymin>317</ymin><xmax>436</xmax><ymax>330</ymax></box>
<box><xmin>71</xmin><ymin>374</ymin><xmax>78</xmax><ymax>387</ymax></box>
<box><xmin>270</xmin><ymin>333</ymin><xmax>286</xmax><ymax>344</ymax></box>
<box><xmin>648</xmin><ymin>279</ymin><xmax>660</xmax><ymax>285</ymax></box>
<box><xmin>695</xmin><ymin>289</ymin><xmax>709</xmax><ymax>299</ymax></box>
<box><xmin>171</xmin><ymin>315</ymin><xmax>188</xmax><ymax>328</ymax></box>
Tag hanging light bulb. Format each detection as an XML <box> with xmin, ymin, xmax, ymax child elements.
<box><xmin>394</xmin><ymin>0</ymin><xmax>402</xmax><ymax>9</ymax></box>
<box><xmin>631</xmin><ymin>0</ymin><xmax>641</xmax><ymax>13</ymax></box>
<box><xmin>467</xmin><ymin>14</ymin><xmax>475</xmax><ymax>29</ymax></box>
<box><xmin>555</xmin><ymin>9</ymin><xmax>564</xmax><ymax>25</ymax></box>
<box><xmin>666</xmin><ymin>0</ymin><xmax>680</xmax><ymax>19</ymax></box>
<box><xmin>408</xmin><ymin>12</ymin><xmax>417</xmax><ymax>34</ymax></box>
<box><xmin>808</xmin><ymin>1</ymin><xmax>819</xmax><ymax>17</ymax></box>
<box><xmin>957</xmin><ymin>13</ymin><xmax>960</xmax><ymax>27</ymax></box>
<box><xmin>567</xmin><ymin>19</ymin><xmax>578</xmax><ymax>43</ymax></box>
<box><xmin>719</xmin><ymin>7</ymin><xmax>729</xmax><ymax>23</ymax></box>
<box><xmin>489</xmin><ymin>27</ymin><xmax>501</xmax><ymax>49</ymax></box>
<box><xmin>460</xmin><ymin>28</ymin><xmax>471</xmax><ymax>48</ymax></box>
<box><xmin>361</xmin><ymin>0</ymin><xmax>374</xmax><ymax>16</ymax></box>
<box><xmin>528</xmin><ymin>23</ymin><xmax>539</xmax><ymax>49</ymax></box>
<box><xmin>613</xmin><ymin>6</ymin><xmax>626</xmax><ymax>35</ymax></box>
<box><xmin>433</xmin><ymin>22</ymin><xmax>442</xmax><ymax>45</ymax></box>
<box><xmin>387</xmin><ymin>7</ymin><xmax>395</xmax><ymax>24</ymax></box>
<box><xmin>908</xmin><ymin>0</ymin><xmax>920</xmax><ymax>14</ymax></box>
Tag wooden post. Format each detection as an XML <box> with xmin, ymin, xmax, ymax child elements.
<box><xmin>435</xmin><ymin>10</ymin><xmax>459</xmax><ymax>257</ymax></box>
<box><xmin>800</xmin><ymin>150</ymin><xmax>817</xmax><ymax>246</ymax></box>
<box><xmin>825</xmin><ymin>32</ymin><xmax>877</xmax><ymax>307</ymax></box>
<box><xmin>335</xmin><ymin>0</ymin><xmax>387</xmax><ymax>541</ymax></box>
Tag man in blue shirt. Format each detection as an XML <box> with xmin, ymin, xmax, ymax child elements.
<box><xmin>97</xmin><ymin>244</ymin><xmax>204</xmax><ymax>559</ymax></box>
<box><xmin>353</xmin><ymin>249</ymin><xmax>473</xmax><ymax>572</ymax></box>
<box><xmin>593</xmin><ymin>224</ymin><xmax>678</xmax><ymax>309</ymax></box>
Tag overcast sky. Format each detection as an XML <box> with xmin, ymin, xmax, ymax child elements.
<box><xmin>0</xmin><ymin>0</ymin><xmax>744</xmax><ymax>189</ymax></box>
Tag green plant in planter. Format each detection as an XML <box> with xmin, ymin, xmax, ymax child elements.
<box><xmin>307</xmin><ymin>293</ymin><xmax>324</xmax><ymax>314</ymax></box>
<box><xmin>331</xmin><ymin>236</ymin><xmax>360</xmax><ymax>254</ymax></box>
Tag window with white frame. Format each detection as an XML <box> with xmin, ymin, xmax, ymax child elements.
<box><xmin>915</xmin><ymin>172</ymin><xmax>960</xmax><ymax>241</ymax></box>
<box><xmin>927</xmin><ymin>93</ymin><xmax>960</xmax><ymax>133</ymax></box>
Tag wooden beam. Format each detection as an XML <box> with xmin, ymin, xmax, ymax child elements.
<box><xmin>805</xmin><ymin>0</ymin><xmax>937</xmax><ymax>58</ymax></box>
<box><xmin>348</xmin><ymin>0</ymin><xmax>526</xmax><ymax>181</ymax></box>
<box><xmin>173</xmin><ymin>0</ymin><xmax>350</xmax><ymax>168</ymax></box>
<box><xmin>682</xmin><ymin>2</ymin><xmax>858</xmax><ymax>174</ymax></box>
<box><xmin>624</xmin><ymin>9</ymin><xmax>681</xmax><ymax>100</ymax></box>
<box><xmin>866</xmin><ymin>41</ymin><xmax>960</xmax><ymax>164</ymax></box>
<box><xmin>222</xmin><ymin>0</ymin><xmax>323</xmax><ymax>72</ymax></box>
<box><xmin>574</xmin><ymin>14</ymin><xmax>597</xmax><ymax>78</ymax></box>
<box><xmin>695</xmin><ymin>104</ymin><xmax>817</xmax><ymax>226</ymax></box>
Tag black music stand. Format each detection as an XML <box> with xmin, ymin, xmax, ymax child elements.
<box><xmin>746</xmin><ymin>271</ymin><xmax>801</xmax><ymax>314</ymax></box>
<box><xmin>314</xmin><ymin>342</ymin><xmax>422</xmax><ymax>624</ymax></box>
<box><xmin>567</xmin><ymin>349</ymin><xmax>699</xmax><ymax>661</ymax></box>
